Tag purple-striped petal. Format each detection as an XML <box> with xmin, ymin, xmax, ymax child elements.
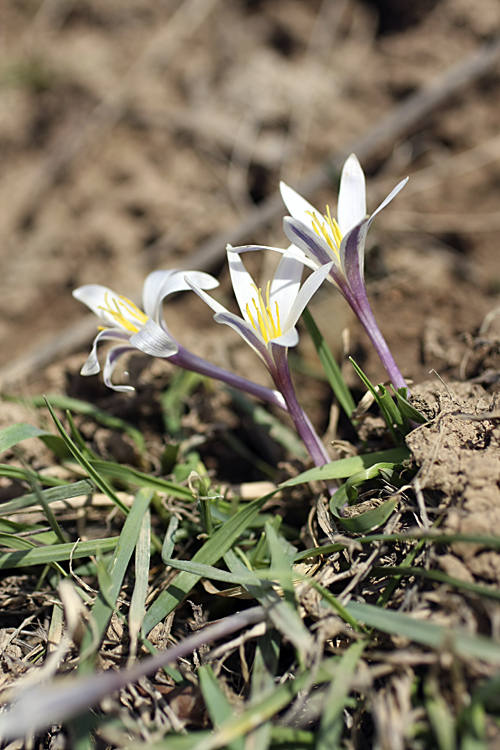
<box><xmin>340</xmin><ymin>220</ymin><xmax>370</xmax><ymax>299</ymax></box>
<box><xmin>80</xmin><ymin>329</ymin><xmax>131</xmax><ymax>376</ymax></box>
<box><xmin>103</xmin><ymin>344</ymin><xmax>137</xmax><ymax>392</ymax></box>
<box><xmin>129</xmin><ymin>319</ymin><xmax>179</xmax><ymax>358</ymax></box>
<box><xmin>213</xmin><ymin>311</ymin><xmax>274</xmax><ymax>369</ymax></box>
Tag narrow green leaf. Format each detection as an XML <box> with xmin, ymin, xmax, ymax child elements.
<box><xmin>316</xmin><ymin>641</ymin><xmax>366</xmax><ymax>750</ymax></box>
<box><xmin>281</xmin><ymin>447</ymin><xmax>409</xmax><ymax>486</ymax></box>
<box><xmin>26</xmin><ymin>394</ymin><xmax>146</xmax><ymax>452</ymax></box>
<box><xmin>302</xmin><ymin>308</ymin><xmax>356</xmax><ymax>418</ymax></box>
<box><xmin>129</xmin><ymin>509</ymin><xmax>151</xmax><ymax>659</ymax></box>
<box><xmin>198</xmin><ymin>666</ymin><xmax>244</xmax><ymax>750</ymax></box>
<box><xmin>89</xmin><ymin>459</ymin><xmax>193</xmax><ymax>500</ymax></box>
<box><xmin>0</xmin><ymin>537</ymin><xmax>118</xmax><ymax>569</ymax></box>
<box><xmin>0</xmin><ymin>423</ymin><xmax>51</xmax><ymax>454</ymax></box>
<box><xmin>79</xmin><ymin>488</ymin><xmax>154</xmax><ymax>665</ymax></box>
<box><xmin>142</xmin><ymin>492</ymin><xmax>275</xmax><ymax>635</ymax></box>
<box><xmin>0</xmin><ymin>480</ymin><xmax>94</xmax><ymax>516</ymax></box>
<box><xmin>346</xmin><ymin>601</ymin><xmax>500</xmax><ymax>662</ymax></box>
<box><xmin>44</xmin><ymin>399</ymin><xmax>129</xmax><ymax>515</ymax></box>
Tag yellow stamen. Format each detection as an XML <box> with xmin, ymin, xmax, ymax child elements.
<box><xmin>98</xmin><ymin>293</ymin><xmax>149</xmax><ymax>334</ymax></box>
<box><xmin>246</xmin><ymin>283</ymin><xmax>282</xmax><ymax>343</ymax></box>
<box><xmin>306</xmin><ymin>205</ymin><xmax>343</xmax><ymax>257</ymax></box>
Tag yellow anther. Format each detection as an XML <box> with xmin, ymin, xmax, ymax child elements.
<box><xmin>98</xmin><ymin>293</ymin><xmax>149</xmax><ymax>334</ymax></box>
<box><xmin>307</xmin><ymin>206</ymin><xmax>343</xmax><ymax>258</ymax></box>
<box><xmin>246</xmin><ymin>283</ymin><xmax>282</xmax><ymax>343</ymax></box>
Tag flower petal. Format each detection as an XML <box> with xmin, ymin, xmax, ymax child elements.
<box><xmin>185</xmin><ymin>277</ymin><xmax>229</xmax><ymax>315</ymax></box>
<box><xmin>103</xmin><ymin>345</ymin><xmax>137</xmax><ymax>392</ymax></box>
<box><xmin>283</xmin><ymin>261</ymin><xmax>333</xmax><ymax>330</ymax></box>
<box><xmin>272</xmin><ymin>327</ymin><xmax>299</xmax><ymax>348</ymax></box>
<box><xmin>227</xmin><ymin>251</ymin><xmax>261</xmax><ymax>323</ymax></box>
<box><xmin>213</xmin><ymin>311</ymin><xmax>273</xmax><ymax>368</ymax></box>
<box><xmin>269</xmin><ymin>254</ymin><xmax>303</xmax><ymax>324</ymax></box>
<box><xmin>368</xmin><ymin>176</ymin><xmax>408</xmax><ymax>229</ymax></box>
<box><xmin>129</xmin><ymin>318</ymin><xmax>179</xmax><ymax>357</ymax></box>
<box><xmin>340</xmin><ymin>220</ymin><xmax>370</xmax><ymax>299</ymax></box>
<box><xmin>283</xmin><ymin>218</ymin><xmax>335</xmax><ymax>267</ymax></box>
<box><xmin>142</xmin><ymin>269</ymin><xmax>219</xmax><ymax>321</ymax></box>
<box><xmin>337</xmin><ymin>154</ymin><xmax>366</xmax><ymax>235</ymax></box>
<box><xmin>80</xmin><ymin>329</ymin><xmax>131</xmax><ymax>376</ymax></box>
<box><xmin>280</xmin><ymin>182</ymin><xmax>319</xmax><ymax>225</ymax></box>
<box><xmin>73</xmin><ymin>285</ymin><xmax>122</xmax><ymax>327</ymax></box>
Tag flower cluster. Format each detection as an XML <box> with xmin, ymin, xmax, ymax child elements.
<box><xmin>74</xmin><ymin>154</ymin><xmax>407</xmax><ymax>468</ymax></box>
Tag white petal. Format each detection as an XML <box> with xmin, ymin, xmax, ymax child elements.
<box><xmin>337</xmin><ymin>154</ymin><xmax>366</xmax><ymax>235</ymax></box>
<box><xmin>73</xmin><ymin>285</ymin><xmax>121</xmax><ymax>327</ymax></box>
<box><xmin>270</xmin><ymin>254</ymin><xmax>303</xmax><ymax>324</ymax></box>
<box><xmin>213</xmin><ymin>311</ymin><xmax>273</xmax><ymax>368</ymax></box>
<box><xmin>368</xmin><ymin>176</ymin><xmax>408</xmax><ymax>228</ymax></box>
<box><xmin>80</xmin><ymin>329</ymin><xmax>131</xmax><ymax>376</ymax></box>
<box><xmin>142</xmin><ymin>269</ymin><xmax>219</xmax><ymax>320</ymax></box>
<box><xmin>280</xmin><ymin>182</ymin><xmax>319</xmax><ymax>226</ymax></box>
<box><xmin>284</xmin><ymin>262</ymin><xmax>333</xmax><ymax>330</ymax></box>
<box><xmin>185</xmin><ymin>277</ymin><xmax>228</xmax><ymax>315</ymax></box>
<box><xmin>73</xmin><ymin>284</ymin><xmax>146</xmax><ymax>332</ymax></box>
<box><xmin>129</xmin><ymin>319</ymin><xmax>179</xmax><ymax>357</ymax></box>
<box><xmin>272</xmin><ymin>327</ymin><xmax>299</xmax><ymax>348</ymax></box>
<box><xmin>103</xmin><ymin>345</ymin><xmax>136</xmax><ymax>392</ymax></box>
<box><xmin>227</xmin><ymin>251</ymin><xmax>258</xmax><ymax>322</ymax></box>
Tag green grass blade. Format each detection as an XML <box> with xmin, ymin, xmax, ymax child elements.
<box><xmin>280</xmin><ymin>447</ymin><xmax>409</xmax><ymax>486</ymax></box>
<box><xmin>79</xmin><ymin>488</ymin><xmax>154</xmax><ymax>664</ymax></box>
<box><xmin>43</xmin><ymin>398</ymin><xmax>129</xmax><ymax>515</ymax></box>
<box><xmin>142</xmin><ymin>491</ymin><xmax>276</xmax><ymax>635</ymax></box>
<box><xmin>302</xmin><ymin>308</ymin><xmax>356</xmax><ymax>418</ymax></box>
<box><xmin>0</xmin><ymin>479</ymin><xmax>93</xmax><ymax>516</ymax></box>
<box><xmin>346</xmin><ymin>601</ymin><xmax>500</xmax><ymax>662</ymax></box>
<box><xmin>129</xmin><ymin>508</ymin><xmax>151</xmax><ymax>660</ymax></box>
<box><xmin>88</xmin><ymin>459</ymin><xmax>193</xmax><ymax>500</ymax></box>
<box><xmin>0</xmin><ymin>423</ymin><xmax>51</xmax><ymax>454</ymax></box>
<box><xmin>0</xmin><ymin>537</ymin><xmax>119</xmax><ymax>569</ymax></box>
<box><xmin>198</xmin><ymin>665</ymin><xmax>244</xmax><ymax>750</ymax></box>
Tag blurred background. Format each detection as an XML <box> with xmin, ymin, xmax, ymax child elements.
<box><xmin>1</xmin><ymin>0</ymin><xmax>500</xmax><ymax>393</ymax></box>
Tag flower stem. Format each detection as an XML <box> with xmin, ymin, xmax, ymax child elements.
<box><xmin>271</xmin><ymin>345</ymin><xmax>331</xmax><ymax>467</ymax></box>
<box><xmin>170</xmin><ymin>345</ymin><xmax>287</xmax><ymax>411</ymax></box>
<box><xmin>353</xmin><ymin>294</ymin><xmax>409</xmax><ymax>394</ymax></box>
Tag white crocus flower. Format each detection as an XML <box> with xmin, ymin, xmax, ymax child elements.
<box><xmin>230</xmin><ymin>154</ymin><xmax>409</xmax><ymax>393</ymax></box>
<box><xmin>279</xmin><ymin>153</ymin><xmax>408</xmax><ymax>307</ymax></box>
<box><xmin>187</xmin><ymin>250</ymin><xmax>333</xmax><ymax>467</ymax></box>
<box><xmin>187</xmin><ymin>250</ymin><xmax>332</xmax><ymax>372</ymax></box>
<box><xmin>73</xmin><ymin>269</ymin><xmax>286</xmax><ymax>409</ymax></box>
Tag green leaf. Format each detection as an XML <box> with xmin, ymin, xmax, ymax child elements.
<box><xmin>88</xmin><ymin>459</ymin><xmax>193</xmax><ymax>500</ymax></box>
<box><xmin>0</xmin><ymin>423</ymin><xmax>51</xmax><ymax>454</ymax></box>
<box><xmin>24</xmin><ymin>394</ymin><xmax>147</xmax><ymax>452</ymax></box>
<box><xmin>142</xmin><ymin>491</ymin><xmax>276</xmax><ymax>635</ymax></box>
<box><xmin>79</xmin><ymin>488</ymin><xmax>154</xmax><ymax>666</ymax></box>
<box><xmin>0</xmin><ymin>479</ymin><xmax>93</xmax><ymax>516</ymax></box>
<box><xmin>44</xmin><ymin>399</ymin><xmax>129</xmax><ymax>515</ymax></box>
<box><xmin>0</xmin><ymin>537</ymin><xmax>119</xmax><ymax>569</ymax></box>
<box><xmin>346</xmin><ymin>601</ymin><xmax>500</xmax><ymax>662</ymax></box>
<box><xmin>302</xmin><ymin>308</ymin><xmax>356</xmax><ymax>419</ymax></box>
<box><xmin>280</xmin><ymin>447</ymin><xmax>409</xmax><ymax>486</ymax></box>
<box><xmin>198</xmin><ymin>666</ymin><xmax>244</xmax><ymax>750</ymax></box>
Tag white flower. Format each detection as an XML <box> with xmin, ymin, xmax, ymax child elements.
<box><xmin>186</xmin><ymin>250</ymin><xmax>332</xmax><ymax>372</ymax></box>
<box><xmin>279</xmin><ymin>154</ymin><xmax>408</xmax><ymax>305</ymax></box>
<box><xmin>73</xmin><ymin>270</ymin><xmax>218</xmax><ymax>392</ymax></box>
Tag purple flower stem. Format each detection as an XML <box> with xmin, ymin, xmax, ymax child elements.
<box><xmin>351</xmin><ymin>293</ymin><xmax>409</xmax><ymax>395</ymax></box>
<box><xmin>170</xmin><ymin>345</ymin><xmax>287</xmax><ymax>411</ymax></box>
<box><xmin>271</xmin><ymin>344</ymin><xmax>331</xmax><ymax>468</ymax></box>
